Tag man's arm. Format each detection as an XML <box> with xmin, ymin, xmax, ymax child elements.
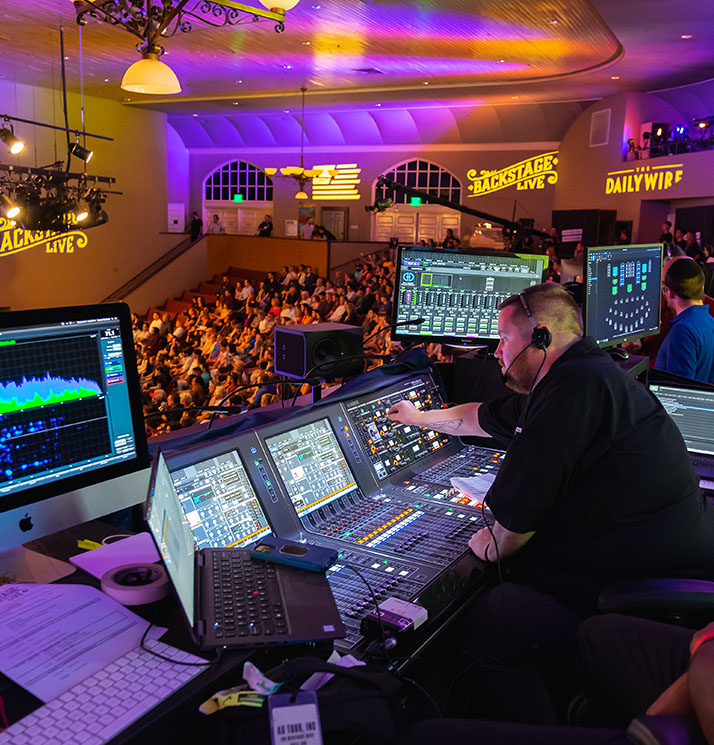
<box><xmin>387</xmin><ymin>400</ymin><xmax>492</xmax><ymax>438</ymax></box>
<box><xmin>468</xmin><ymin>521</ymin><xmax>534</xmax><ymax>561</ymax></box>
<box><xmin>689</xmin><ymin>624</ymin><xmax>714</xmax><ymax>744</ymax></box>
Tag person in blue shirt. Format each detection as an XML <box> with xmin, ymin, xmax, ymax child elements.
<box><xmin>655</xmin><ymin>258</ymin><xmax>714</xmax><ymax>384</ymax></box>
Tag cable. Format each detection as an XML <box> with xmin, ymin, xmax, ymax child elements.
<box><xmin>139</xmin><ymin>620</ymin><xmax>221</xmax><ymax>666</ymax></box>
<box><xmin>341</xmin><ymin>564</ymin><xmax>442</xmax><ymax>719</ymax></box>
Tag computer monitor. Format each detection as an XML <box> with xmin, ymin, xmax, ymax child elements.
<box><xmin>263</xmin><ymin>418</ymin><xmax>358</xmax><ymax>518</ymax></box>
<box><xmin>0</xmin><ymin>303</ymin><xmax>149</xmax><ymax>581</ymax></box>
<box><xmin>392</xmin><ymin>247</ymin><xmax>548</xmax><ymax>348</ymax></box>
<box><xmin>583</xmin><ymin>244</ymin><xmax>663</xmax><ymax>347</ymax></box>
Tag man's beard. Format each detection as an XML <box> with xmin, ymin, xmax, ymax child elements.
<box><xmin>501</xmin><ymin>353</ymin><xmax>539</xmax><ymax>395</ymax></box>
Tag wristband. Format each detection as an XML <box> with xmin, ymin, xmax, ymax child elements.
<box><xmin>690</xmin><ymin>630</ymin><xmax>714</xmax><ymax>659</ymax></box>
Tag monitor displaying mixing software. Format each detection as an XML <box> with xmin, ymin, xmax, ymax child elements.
<box><xmin>169</xmin><ymin>450</ymin><xmax>271</xmax><ymax>549</ymax></box>
<box><xmin>264</xmin><ymin>418</ymin><xmax>358</xmax><ymax>517</ymax></box>
<box><xmin>393</xmin><ymin>248</ymin><xmax>547</xmax><ymax>346</ymax></box>
<box><xmin>584</xmin><ymin>244</ymin><xmax>663</xmax><ymax>347</ymax></box>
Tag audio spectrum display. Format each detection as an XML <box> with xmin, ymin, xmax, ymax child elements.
<box><xmin>393</xmin><ymin>248</ymin><xmax>546</xmax><ymax>344</ymax></box>
<box><xmin>0</xmin><ymin>316</ymin><xmax>139</xmax><ymax>495</ymax></box>
<box><xmin>344</xmin><ymin>377</ymin><xmax>452</xmax><ymax>480</ymax></box>
<box><xmin>264</xmin><ymin>419</ymin><xmax>358</xmax><ymax>517</ymax></box>
<box><xmin>170</xmin><ymin>450</ymin><xmax>272</xmax><ymax>549</ymax></box>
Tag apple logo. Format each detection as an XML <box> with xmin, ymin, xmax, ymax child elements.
<box><xmin>19</xmin><ymin>514</ymin><xmax>33</xmax><ymax>532</ymax></box>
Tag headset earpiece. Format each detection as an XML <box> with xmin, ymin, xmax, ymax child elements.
<box><xmin>530</xmin><ymin>326</ymin><xmax>552</xmax><ymax>350</ymax></box>
<box><xmin>519</xmin><ymin>292</ymin><xmax>552</xmax><ymax>350</ymax></box>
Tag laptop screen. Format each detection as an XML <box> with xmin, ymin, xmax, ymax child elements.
<box><xmin>264</xmin><ymin>417</ymin><xmax>358</xmax><ymax>517</ymax></box>
<box><xmin>169</xmin><ymin>450</ymin><xmax>271</xmax><ymax>549</ymax></box>
<box><xmin>649</xmin><ymin>383</ymin><xmax>714</xmax><ymax>456</ymax></box>
<box><xmin>146</xmin><ymin>452</ymin><xmax>196</xmax><ymax>625</ymax></box>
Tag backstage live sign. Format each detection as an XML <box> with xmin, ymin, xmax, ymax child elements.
<box><xmin>467</xmin><ymin>152</ymin><xmax>559</xmax><ymax>197</ymax></box>
<box><xmin>0</xmin><ymin>217</ymin><xmax>88</xmax><ymax>257</ymax></box>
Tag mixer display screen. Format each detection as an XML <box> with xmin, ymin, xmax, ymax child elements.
<box><xmin>264</xmin><ymin>418</ymin><xmax>358</xmax><ymax>517</ymax></box>
<box><xmin>344</xmin><ymin>377</ymin><xmax>452</xmax><ymax>480</ymax></box>
<box><xmin>394</xmin><ymin>248</ymin><xmax>546</xmax><ymax>342</ymax></box>
<box><xmin>170</xmin><ymin>450</ymin><xmax>271</xmax><ymax>549</ymax></box>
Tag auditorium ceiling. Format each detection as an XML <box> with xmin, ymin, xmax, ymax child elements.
<box><xmin>1</xmin><ymin>0</ymin><xmax>713</xmax><ymax>116</ymax></box>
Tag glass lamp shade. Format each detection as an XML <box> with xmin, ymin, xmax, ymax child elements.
<box><xmin>121</xmin><ymin>53</ymin><xmax>181</xmax><ymax>95</ymax></box>
<box><xmin>295</xmin><ymin>190</ymin><xmax>308</xmax><ymax>200</ymax></box>
<box><xmin>264</xmin><ymin>167</ymin><xmax>277</xmax><ymax>176</ymax></box>
<box><xmin>258</xmin><ymin>0</ymin><xmax>300</xmax><ymax>10</ymax></box>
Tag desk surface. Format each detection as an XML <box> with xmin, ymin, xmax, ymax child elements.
<box><xmin>2</xmin><ymin>521</ymin><xmax>268</xmax><ymax>745</ymax></box>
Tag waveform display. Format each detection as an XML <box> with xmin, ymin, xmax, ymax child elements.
<box><xmin>0</xmin><ymin>373</ymin><xmax>102</xmax><ymax>415</ymax></box>
<box><xmin>0</xmin><ymin>398</ymin><xmax>111</xmax><ymax>485</ymax></box>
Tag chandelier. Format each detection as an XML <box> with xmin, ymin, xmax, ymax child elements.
<box><xmin>264</xmin><ymin>87</ymin><xmax>338</xmax><ymax>199</ymax></box>
<box><xmin>73</xmin><ymin>0</ymin><xmax>301</xmax><ymax>95</ymax></box>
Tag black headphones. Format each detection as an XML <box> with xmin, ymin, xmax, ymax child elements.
<box><xmin>519</xmin><ymin>293</ymin><xmax>552</xmax><ymax>351</ymax></box>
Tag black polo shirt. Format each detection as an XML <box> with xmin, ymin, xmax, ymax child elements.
<box><xmin>478</xmin><ymin>336</ymin><xmax>714</xmax><ymax>609</ymax></box>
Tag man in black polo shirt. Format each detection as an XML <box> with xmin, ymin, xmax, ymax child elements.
<box><xmin>388</xmin><ymin>283</ymin><xmax>714</xmax><ymax>723</ymax></box>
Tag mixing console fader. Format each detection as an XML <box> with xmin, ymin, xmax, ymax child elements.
<box><xmin>411</xmin><ymin>446</ymin><xmax>505</xmax><ymax>487</ymax></box>
<box><xmin>303</xmin><ymin>490</ymin><xmax>487</xmax><ymax>565</ymax></box>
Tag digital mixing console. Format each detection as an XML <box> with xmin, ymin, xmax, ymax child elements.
<box><xmin>165</xmin><ymin>372</ymin><xmax>506</xmax><ymax>653</ymax></box>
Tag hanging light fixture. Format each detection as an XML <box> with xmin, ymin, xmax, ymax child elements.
<box><xmin>263</xmin><ymin>87</ymin><xmax>338</xmax><ymax>199</ymax></box>
<box><xmin>74</xmin><ymin>0</ymin><xmax>300</xmax><ymax>96</ymax></box>
<box><xmin>0</xmin><ymin>121</ymin><xmax>24</xmax><ymax>155</ymax></box>
<box><xmin>0</xmin><ymin>193</ymin><xmax>21</xmax><ymax>219</ymax></box>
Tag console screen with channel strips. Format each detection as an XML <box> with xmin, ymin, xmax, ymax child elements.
<box><xmin>170</xmin><ymin>450</ymin><xmax>271</xmax><ymax>549</ymax></box>
<box><xmin>584</xmin><ymin>244</ymin><xmax>662</xmax><ymax>347</ymax></box>
<box><xmin>393</xmin><ymin>248</ymin><xmax>546</xmax><ymax>345</ymax></box>
<box><xmin>264</xmin><ymin>418</ymin><xmax>358</xmax><ymax>517</ymax></box>
<box><xmin>344</xmin><ymin>376</ymin><xmax>452</xmax><ymax>480</ymax></box>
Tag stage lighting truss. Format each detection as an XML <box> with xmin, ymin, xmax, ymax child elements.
<box><xmin>0</xmin><ymin>163</ymin><xmax>119</xmax><ymax>232</ymax></box>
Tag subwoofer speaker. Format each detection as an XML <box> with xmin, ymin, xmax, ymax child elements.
<box><xmin>274</xmin><ymin>323</ymin><xmax>364</xmax><ymax>381</ymax></box>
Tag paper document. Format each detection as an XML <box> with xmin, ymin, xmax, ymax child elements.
<box><xmin>70</xmin><ymin>531</ymin><xmax>160</xmax><ymax>580</ymax></box>
<box><xmin>450</xmin><ymin>472</ymin><xmax>496</xmax><ymax>506</ymax></box>
<box><xmin>0</xmin><ymin>584</ymin><xmax>164</xmax><ymax>702</ymax></box>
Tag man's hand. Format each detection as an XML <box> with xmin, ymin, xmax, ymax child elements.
<box><xmin>468</xmin><ymin>527</ymin><xmax>493</xmax><ymax>561</ymax></box>
<box><xmin>387</xmin><ymin>400</ymin><xmax>421</xmax><ymax>426</ymax></box>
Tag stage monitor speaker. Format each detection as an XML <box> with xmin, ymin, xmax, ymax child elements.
<box><xmin>274</xmin><ymin>323</ymin><xmax>364</xmax><ymax>381</ymax></box>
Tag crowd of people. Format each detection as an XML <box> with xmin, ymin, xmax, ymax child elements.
<box><xmin>133</xmin><ymin>249</ymin><xmax>450</xmax><ymax>437</ymax></box>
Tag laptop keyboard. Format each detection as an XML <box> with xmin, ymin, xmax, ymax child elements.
<box><xmin>212</xmin><ymin>552</ymin><xmax>286</xmax><ymax>639</ymax></box>
<box><xmin>0</xmin><ymin>640</ymin><xmax>207</xmax><ymax>745</ymax></box>
<box><xmin>691</xmin><ymin>456</ymin><xmax>714</xmax><ymax>469</ymax></box>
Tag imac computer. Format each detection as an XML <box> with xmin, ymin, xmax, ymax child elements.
<box><xmin>0</xmin><ymin>303</ymin><xmax>150</xmax><ymax>582</ymax></box>
<box><xmin>392</xmin><ymin>247</ymin><xmax>548</xmax><ymax>348</ymax></box>
<box><xmin>583</xmin><ymin>244</ymin><xmax>663</xmax><ymax>349</ymax></box>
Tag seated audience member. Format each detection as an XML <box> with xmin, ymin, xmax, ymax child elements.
<box><xmin>655</xmin><ymin>258</ymin><xmax>714</xmax><ymax>383</ymax></box>
<box><xmin>387</xmin><ymin>283</ymin><xmax>714</xmax><ymax>723</ymax></box>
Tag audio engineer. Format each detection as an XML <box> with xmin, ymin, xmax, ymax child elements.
<box><xmin>388</xmin><ymin>282</ymin><xmax>714</xmax><ymax>723</ymax></box>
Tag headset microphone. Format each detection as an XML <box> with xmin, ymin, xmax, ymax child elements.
<box><xmin>500</xmin><ymin>293</ymin><xmax>552</xmax><ymax>384</ymax></box>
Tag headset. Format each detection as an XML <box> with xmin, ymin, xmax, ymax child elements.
<box><xmin>500</xmin><ymin>292</ymin><xmax>551</xmax><ymax>383</ymax></box>
<box><xmin>518</xmin><ymin>292</ymin><xmax>552</xmax><ymax>351</ymax></box>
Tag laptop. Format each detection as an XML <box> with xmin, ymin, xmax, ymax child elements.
<box><xmin>649</xmin><ymin>381</ymin><xmax>714</xmax><ymax>483</ymax></box>
<box><xmin>145</xmin><ymin>450</ymin><xmax>345</xmax><ymax>650</ymax></box>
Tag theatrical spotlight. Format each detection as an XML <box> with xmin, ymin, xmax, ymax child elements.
<box><xmin>0</xmin><ymin>193</ymin><xmax>21</xmax><ymax>219</ymax></box>
<box><xmin>69</xmin><ymin>141</ymin><xmax>94</xmax><ymax>163</ymax></box>
<box><xmin>0</xmin><ymin>124</ymin><xmax>24</xmax><ymax>155</ymax></box>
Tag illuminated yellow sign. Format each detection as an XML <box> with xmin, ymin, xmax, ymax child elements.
<box><xmin>467</xmin><ymin>152</ymin><xmax>559</xmax><ymax>197</ymax></box>
<box><xmin>312</xmin><ymin>163</ymin><xmax>362</xmax><ymax>200</ymax></box>
<box><xmin>605</xmin><ymin>163</ymin><xmax>684</xmax><ymax>194</ymax></box>
<box><xmin>0</xmin><ymin>217</ymin><xmax>88</xmax><ymax>257</ymax></box>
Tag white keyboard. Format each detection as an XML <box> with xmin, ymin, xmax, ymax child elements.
<box><xmin>0</xmin><ymin>640</ymin><xmax>208</xmax><ymax>745</ymax></box>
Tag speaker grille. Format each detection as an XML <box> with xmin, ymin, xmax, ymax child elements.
<box><xmin>589</xmin><ymin>108</ymin><xmax>611</xmax><ymax>147</ymax></box>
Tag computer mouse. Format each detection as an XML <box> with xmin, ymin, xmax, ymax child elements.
<box><xmin>608</xmin><ymin>347</ymin><xmax>630</xmax><ymax>360</ymax></box>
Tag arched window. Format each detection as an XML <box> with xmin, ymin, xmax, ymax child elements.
<box><xmin>375</xmin><ymin>160</ymin><xmax>461</xmax><ymax>205</ymax></box>
<box><xmin>204</xmin><ymin>160</ymin><xmax>273</xmax><ymax>202</ymax></box>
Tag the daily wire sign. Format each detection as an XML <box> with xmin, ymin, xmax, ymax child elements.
<box><xmin>0</xmin><ymin>217</ymin><xmax>88</xmax><ymax>257</ymax></box>
<box><xmin>467</xmin><ymin>152</ymin><xmax>559</xmax><ymax>197</ymax></box>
